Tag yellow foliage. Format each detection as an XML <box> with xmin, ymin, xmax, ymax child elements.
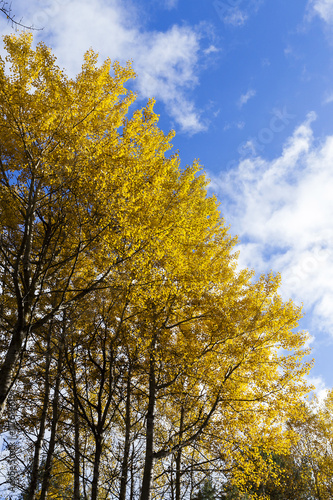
<box><xmin>0</xmin><ymin>33</ymin><xmax>314</xmax><ymax>499</ymax></box>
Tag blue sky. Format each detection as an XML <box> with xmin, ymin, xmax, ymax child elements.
<box><xmin>1</xmin><ymin>0</ymin><xmax>333</xmax><ymax>397</ymax></box>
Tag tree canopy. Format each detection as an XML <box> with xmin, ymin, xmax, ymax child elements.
<box><xmin>0</xmin><ymin>33</ymin><xmax>313</xmax><ymax>500</ymax></box>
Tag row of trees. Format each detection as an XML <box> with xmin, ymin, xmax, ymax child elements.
<box><xmin>0</xmin><ymin>33</ymin><xmax>315</xmax><ymax>499</ymax></box>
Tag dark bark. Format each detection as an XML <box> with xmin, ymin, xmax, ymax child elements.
<box><xmin>91</xmin><ymin>434</ymin><xmax>103</xmax><ymax>500</ymax></box>
<box><xmin>130</xmin><ymin>445</ymin><xmax>135</xmax><ymax>500</ymax></box>
<box><xmin>119</xmin><ymin>368</ymin><xmax>132</xmax><ymax>500</ymax></box>
<box><xmin>175</xmin><ymin>406</ymin><xmax>185</xmax><ymax>500</ymax></box>
<box><xmin>0</xmin><ymin>325</ymin><xmax>26</xmax><ymax>414</ymax></box>
<box><xmin>170</xmin><ymin>457</ymin><xmax>175</xmax><ymax>500</ymax></box>
<box><xmin>140</xmin><ymin>351</ymin><xmax>156</xmax><ymax>500</ymax></box>
<box><xmin>26</xmin><ymin>324</ymin><xmax>52</xmax><ymax>500</ymax></box>
<box><xmin>39</xmin><ymin>331</ymin><xmax>64</xmax><ymax>500</ymax></box>
<box><xmin>74</xmin><ymin>394</ymin><xmax>81</xmax><ymax>500</ymax></box>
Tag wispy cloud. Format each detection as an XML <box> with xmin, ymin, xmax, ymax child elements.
<box><xmin>323</xmin><ymin>91</ymin><xmax>333</xmax><ymax>104</ymax></box>
<box><xmin>223</xmin><ymin>120</ymin><xmax>245</xmax><ymax>131</ymax></box>
<box><xmin>203</xmin><ymin>44</ymin><xmax>220</xmax><ymax>55</ymax></box>
<box><xmin>213</xmin><ymin>0</ymin><xmax>263</xmax><ymax>27</ymax></box>
<box><xmin>261</xmin><ymin>58</ymin><xmax>271</xmax><ymax>67</ymax></box>
<box><xmin>308</xmin><ymin>0</ymin><xmax>333</xmax><ymax>24</ymax></box>
<box><xmin>224</xmin><ymin>7</ymin><xmax>249</xmax><ymax>26</ymax></box>
<box><xmin>209</xmin><ymin>112</ymin><xmax>333</xmax><ymax>336</ymax></box>
<box><xmin>237</xmin><ymin>89</ymin><xmax>256</xmax><ymax>108</ymax></box>
<box><xmin>161</xmin><ymin>0</ymin><xmax>178</xmax><ymax>9</ymax></box>
<box><xmin>1</xmin><ymin>0</ymin><xmax>214</xmax><ymax>134</ymax></box>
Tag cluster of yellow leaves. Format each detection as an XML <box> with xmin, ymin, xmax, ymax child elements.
<box><xmin>287</xmin><ymin>391</ymin><xmax>333</xmax><ymax>499</ymax></box>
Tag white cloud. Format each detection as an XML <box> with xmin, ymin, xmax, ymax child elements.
<box><xmin>203</xmin><ymin>44</ymin><xmax>220</xmax><ymax>55</ymax></box>
<box><xmin>224</xmin><ymin>8</ymin><xmax>249</xmax><ymax>27</ymax></box>
<box><xmin>323</xmin><ymin>91</ymin><xmax>333</xmax><ymax>104</ymax></box>
<box><xmin>209</xmin><ymin>113</ymin><xmax>333</xmax><ymax>335</ymax></box>
<box><xmin>1</xmin><ymin>0</ymin><xmax>212</xmax><ymax>134</ymax></box>
<box><xmin>223</xmin><ymin>120</ymin><xmax>245</xmax><ymax>131</ymax></box>
<box><xmin>133</xmin><ymin>24</ymin><xmax>207</xmax><ymax>134</ymax></box>
<box><xmin>309</xmin><ymin>0</ymin><xmax>333</xmax><ymax>23</ymax></box>
<box><xmin>284</xmin><ymin>45</ymin><xmax>293</xmax><ymax>57</ymax></box>
<box><xmin>213</xmin><ymin>0</ymin><xmax>263</xmax><ymax>27</ymax></box>
<box><xmin>213</xmin><ymin>1</ymin><xmax>248</xmax><ymax>26</ymax></box>
<box><xmin>307</xmin><ymin>375</ymin><xmax>330</xmax><ymax>403</ymax></box>
<box><xmin>163</xmin><ymin>0</ymin><xmax>178</xmax><ymax>9</ymax></box>
<box><xmin>238</xmin><ymin>89</ymin><xmax>256</xmax><ymax>108</ymax></box>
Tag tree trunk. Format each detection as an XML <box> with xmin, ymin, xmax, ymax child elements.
<box><xmin>170</xmin><ymin>457</ymin><xmax>175</xmax><ymax>500</ymax></box>
<box><xmin>26</xmin><ymin>324</ymin><xmax>52</xmax><ymax>500</ymax></box>
<box><xmin>39</xmin><ymin>333</ymin><xmax>63</xmax><ymax>500</ymax></box>
<box><xmin>119</xmin><ymin>368</ymin><xmax>132</xmax><ymax>500</ymax></box>
<box><xmin>0</xmin><ymin>325</ymin><xmax>25</xmax><ymax>417</ymax></box>
<box><xmin>74</xmin><ymin>394</ymin><xmax>81</xmax><ymax>500</ymax></box>
<box><xmin>91</xmin><ymin>434</ymin><xmax>103</xmax><ymax>500</ymax></box>
<box><xmin>140</xmin><ymin>352</ymin><xmax>156</xmax><ymax>500</ymax></box>
<box><xmin>175</xmin><ymin>406</ymin><xmax>185</xmax><ymax>500</ymax></box>
<box><xmin>130</xmin><ymin>445</ymin><xmax>135</xmax><ymax>500</ymax></box>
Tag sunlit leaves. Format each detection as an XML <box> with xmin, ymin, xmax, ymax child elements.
<box><xmin>0</xmin><ymin>33</ymin><xmax>315</xmax><ymax>499</ymax></box>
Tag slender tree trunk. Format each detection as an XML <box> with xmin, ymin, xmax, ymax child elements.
<box><xmin>74</xmin><ymin>394</ymin><xmax>81</xmax><ymax>500</ymax></box>
<box><xmin>83</xmin><ymin>434</ymin><xmax>88</xmax><ymax>500</ymax></box>
<box><xmin>91</xmin><ymin>434</ymin><xmax>103</xmax><ymax>500</ymax></box>
<box><xmin>130</xmin><ymin>444</ymin><xmax>135</xmax><ymax>500</ymax></box>
<box><xmin>26</xmin><ymin>324</ymin><xmax>52</xmax><ymax>500</ymax></box>
<box><xmin>140</xmin><ymin>352</ymin><xmax>156</xmax><ymax>500</ymax></box>
<box><xmin>175</xmin><ymin>451</ymin><xmax>182</xmax><ymax>500</ymax></box>
<box><xmin>189</xmin><ymin>448</ymin><xmax>195</xmax><ymax>500</ymax></box>
<box><xmin>170</xmin><ymin>457</ymin><xmax>175</xmax><ymax>500</ymax></box>
<box><xmin>175</xmin><ymin>406</ymin><xmax>185</xmax><ymax>500</ymax></box>
<box><xmin>119</xmin><ymin>368</ymin><xmax>132</xmax><ymax>500</ymax></box>
<box><xmin>0</xmin><ymin>325</ymin><xmax>25</xmax><ymax>416</ymax></box>
<box><xmin>39</xmin><ymin>332</ymin><xmax>64</xmax><ymax>500</ymax></box>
